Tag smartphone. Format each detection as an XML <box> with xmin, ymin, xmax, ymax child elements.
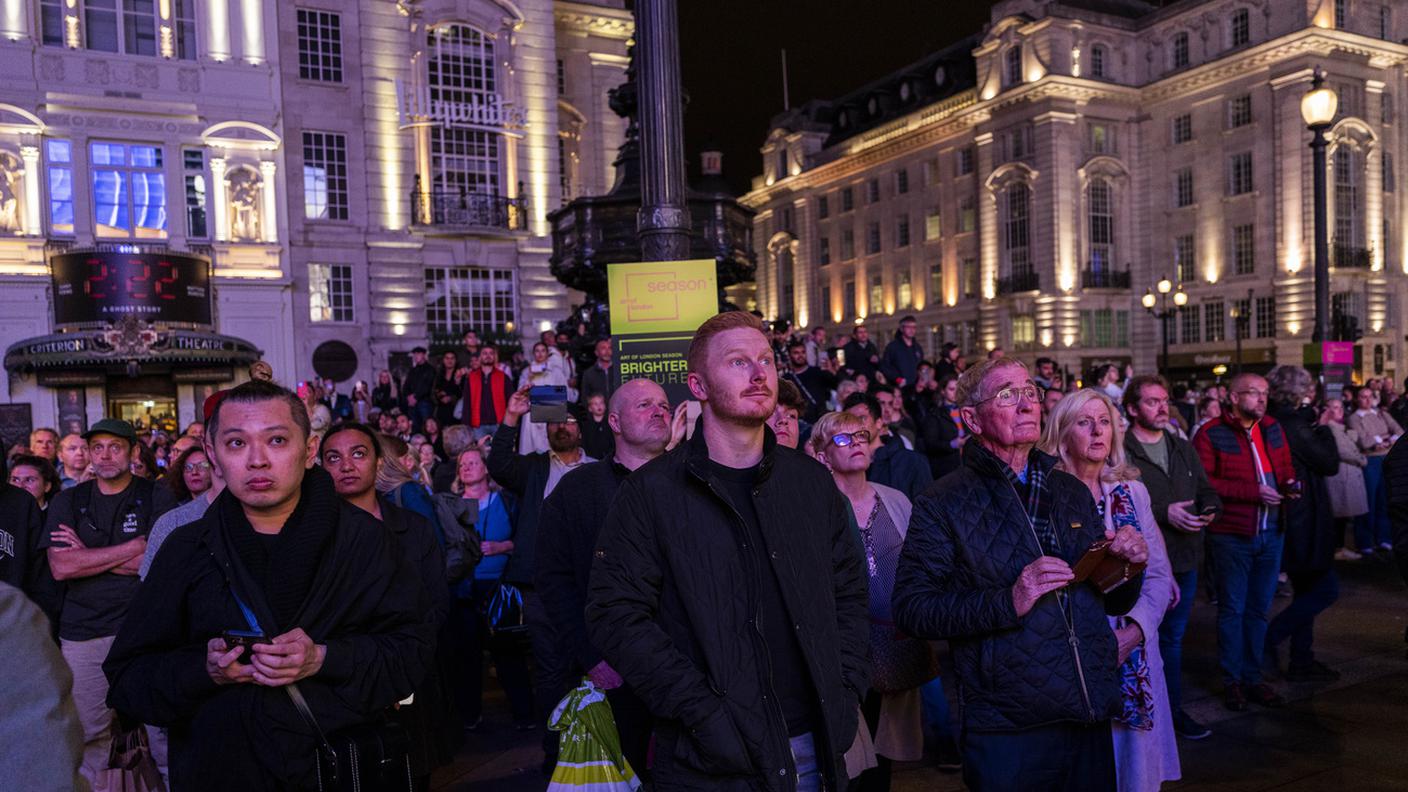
<box><xmin>529</xmin><ymin>385</ymin><xmax>569</xmax><ymax>423</ymax></box>
<box><xmin>222</xmin><ymin>629</ymin><xmax>270</xmax><ymax>665</ymax></box>
<box><xmin>296</xmin><ymin>381</ymin><xmax>310</xmax><ymax>400</ymax></box>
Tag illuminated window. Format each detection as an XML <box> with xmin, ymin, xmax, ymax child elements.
<box><xmin>898</xmin><ymin>269</ymin><xmax>912</xmax><ymax>309</ymax></box>
<box><xmin>1012</xmin><ymin>315</ymin><xmax>1035</xmax><ymax>350</ymax></box>
<box><xmin>869</xmin><ymin>273</ymin><xmax>884</xmax><ymax>315</ymax></box>
<box><xmin>303</xmin><ymin>131</ymin><xmax>348</xmax><ymax>221</ymax></box>
<box><xmin>1175</xmin><ymin>234</ymin><xmax>1196</xmax><ymax>282</ymax></box>
<box><xmin>183</xmin><ymin>148</ymin><xmax>207</xmax><ymax>239</ymax></box>
<box><xmin>428</xmin><ymin>25</ymin><xmax>502</xmax><ymax>198</ymax></box>
<box><xmin>925</xmin><ymin>207</ymin><xmax>941</xmax><ymax>240</ymax></box>
<box><xmin>309</xmin><ymin>263</ymin><xmax>354</xmax><ymax>323</ymax></box>
<box><xmin>90</xmin><ymin>141</ymin><xmax>167</xmax><ymax>239</ymax></box>
<box><xmin>297</xmin><ymin>9</ymin><xmax>343</xmax><ymax>82</ymax></box>
<box><xmin>424</xmin><ymin>266</ymin><xmax>516</xmax><ymax>337</ymax></box>
<box><xmin>46</xmin><ymin>140</ymin><xmax>75</xmax><ymax>236</ymax></box>
<box><xmin>929</xmin><ymin>262</ymin><xmax>942</xmax><ymax>302</ymax></box>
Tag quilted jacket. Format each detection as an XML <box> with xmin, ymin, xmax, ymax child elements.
<box><xmin>586</xmin><ymin>421</ymin><xmax>871</xmax><ymax>792</ymax></box>
<box><xmin>892</xmin><ymin>442</ymin><xmax>1141</xmax><ymax>733</ymax></box>
<box><xmin>1192</xmin><ymin>411</ymin><xmax>1295</xmax><ymax>538</ymax></box>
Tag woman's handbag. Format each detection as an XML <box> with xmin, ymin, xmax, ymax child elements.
<box><xmin>482</xmin><ymin>578</ymin><xmax>529</xmax><ymax>636</ymax></box>
<box><xmin>107</xmin><ymin>714</ymin><xmax>167</xmax><ymax>792</ymax></box>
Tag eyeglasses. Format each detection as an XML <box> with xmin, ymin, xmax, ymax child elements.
<box><xmin>973</xmin><ymin>385</ymin><xmax>1045</xmax><ymax>408</ymax></box>
<box><xmin>829</xmin><ymin>430</ymin><xmax>872</xmax><ymax>448</ymax></box>
<box><xmin>184</xmin><ymin>461</ymin><xmax>211</xmax><ymax>472</ymax></box>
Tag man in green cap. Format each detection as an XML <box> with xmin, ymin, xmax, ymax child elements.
<box><xmin>42</xmin><ymin>417</ymin><xmax>177</xmax><ymax>790</ymax></box>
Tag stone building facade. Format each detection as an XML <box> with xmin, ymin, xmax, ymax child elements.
<box><xmin>0</xmin><ymin>0</ymin><xmax>629</xmax><ymax>432</ymax></box>
<box><xmin>744</xmin><ymin>0</ymin><xmax>1408</xmax><ymax>384</ymax></box>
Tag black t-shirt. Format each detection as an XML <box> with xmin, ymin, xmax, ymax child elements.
<box><xmin>708</xmin><ymin>461</ymin><xmax>819</xmax><ymax>737</ymax></box>
<box><xmin>42</xmin><ymin>478</ymin><xmax>178</xmax><ymax>641</ymax></box>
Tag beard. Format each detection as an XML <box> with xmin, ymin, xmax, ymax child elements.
<box><xmin>548</xmin><ymin>429</ymin><xmax>579</xmax><ymax>453</ymax></box>
<box><xmin>708</xmin><ymin>382</ymin><xmax>776</xmax><ymax>426</ymax></box>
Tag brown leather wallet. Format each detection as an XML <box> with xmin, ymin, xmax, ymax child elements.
<box><xmin>1069</xmin><ymin>539</ymin><xmax>1146</xmax><ymax>594</ymax></box>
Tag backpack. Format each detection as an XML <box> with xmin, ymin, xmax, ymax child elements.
<box><xmin>389</xmin><ymin>486</ymin><xmax>481</xmax><ymax>583</ymax></box>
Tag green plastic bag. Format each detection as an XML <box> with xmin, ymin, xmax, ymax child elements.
<box><xmin>546</xmin><ymin>680</ymin><xmax>641</xmax><ymax>791</ymax></box>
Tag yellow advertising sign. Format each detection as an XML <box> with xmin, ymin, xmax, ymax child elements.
<box><xmin>608</xmin><ymin>260</ymin><xmax>718</xmax><ymax>336</ymax></box>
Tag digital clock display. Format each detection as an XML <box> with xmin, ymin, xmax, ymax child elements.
<box><xmin>51</xmin><ymin>250</ymin><xmax>212</xmax><ymax>327</ymax></box>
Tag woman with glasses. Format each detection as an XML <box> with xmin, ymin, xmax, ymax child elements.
<box><xmin>808</xmin><ymin>410</ymin><xmax>934</xmax><ymax>791</ymax></box>
<box><xmin>1039</xmin><ymin>390</ymin><xmax>1179</xmax><ymax>792</ymax></box>
<box><xmin>165</xmin><ymin>445</ymin><xmax>214</xmax><ymax>504</ymax></box>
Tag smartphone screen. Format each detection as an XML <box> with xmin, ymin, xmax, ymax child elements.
<box><xmin>529</xmin><ymin>385</ymin><xmax>569</xmax><ymax>423</ymax></box>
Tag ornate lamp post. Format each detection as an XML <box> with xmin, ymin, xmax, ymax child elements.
<box><xmin>1142</xmin><ymin>274</ymin><xmax>1187</xmax><ymax>374</ymax></box>
<box><xmin>1300</xmin><ymin>68</ymin><xmax>1338</xmax><ymax>343</ymax></box>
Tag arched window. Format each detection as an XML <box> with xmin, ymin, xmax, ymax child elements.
<box><xmin>1088</xmin><ymin>178</ymin><xmax>1114</xmax><ymax>274</ymax></box>
<box><xmin>1090</xmin><ymin>45</ymin><xmax>1107</xmax><ymax>79</ymax></box>
<box><xmin>776</xmin><ymin>243</ymin><xmax>795</xmax><ymax>321</ymax></box>
<box><xmin>1004</xmin><ymin>184</ymin><xmax>1031</xmax><ymax>279</ymax></box>
<box><xmin>1004</xmin><ymin>46</ymin><xmax>1023</xmax><ymax>87</ymax></box>
<box><xmin>1231</xmin><ymin>8</ymin><xmax>1250</xmax><ymax>47</ymax></box>
<box><xmin>427</xmin><ymin>24</ymin><xmax>501</xmax><ymax>198</ymax></box>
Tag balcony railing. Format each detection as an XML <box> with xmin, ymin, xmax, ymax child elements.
<box><xmin>1330</xmin><ymin>244</ymin><xmax>1371</xmax><ymax>269</ymax></box>
<box><xmin>1081</xmin><ymin>268</ymin><xmax>1131</xmax><ymax>289</ymax></box>
<box><xmin>410</xmin><ymin>190</ymin><xmax>527</xmax><ymax>231</ymax></box>
<box><xmin>996</xmin><ymin>271</ymin><xmax>1041</xmax><ymax>295</ymax></box>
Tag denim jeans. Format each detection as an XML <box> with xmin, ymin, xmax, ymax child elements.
<box><xmin>790</xmin><ymin>732</ymin><xmax>821</xmax><ymax>792</ymax></box>
<box><xmin>1266</xmin><ymin>568</ymin><xmax>1339</xmax><ymax>667</ymax></box>
<box><xmin>1158</xmin><ymin>568</ymin><xmax>1199</xmax><ymax>712</ymax></box>
<box><xmin>1210</xmin><ymin>530</ymin><xmax>1284</xmax><ymax>685</ymax></box>
<box><xmin>1354</xmin><ymin>455</ymin><xmax>1391</xmax><ymax>549</ymax></box>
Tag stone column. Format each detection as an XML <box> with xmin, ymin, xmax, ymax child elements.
<box><xmin>259</xmin><ymin>160</ymin><xmax>278</xmax><ymax>243</ymax></box>
<box><xmin>634</xmin><ymin>0</ymin><xmax>690</xmax><ymax>261</ymax></box>
<box><xmin>20</xmin><ymin>144</ymin><xmax>40</xmax><ymax>236</ymax></box>
<box><xmin>210</xmin><ymin>157</ymin><xmax>229</xmax><ymax>241</ymax></box>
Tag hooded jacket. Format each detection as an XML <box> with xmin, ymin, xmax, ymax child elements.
<box><xmin>104</xmin><ymin>468</ymin><xmax>435</xmax><ymax>791</ymax></box>
<box><xmin>586</xmin><ymin>421</ymin><xmax>870</xmax><ymax>792</ymax></box>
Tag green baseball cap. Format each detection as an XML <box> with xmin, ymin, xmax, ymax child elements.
<box><xmin>82</xmin><ymin>418</ymin><xmax>138</xmax><ymax>444</ymax></box>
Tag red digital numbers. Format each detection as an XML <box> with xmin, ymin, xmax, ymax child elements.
<box><xmin>153</xmin><ymin>259</ymin><xmax>178</xmax><ymax>301</ymax></box>
<box><xmin>84</xmin><ymin>257</ymin><xmax>109</xmax><ymax>299</ymax></box>
<box><xmin>126</xmin><ymin>260</ymin><xmax>151</xmax><ymax>299</ymax></box>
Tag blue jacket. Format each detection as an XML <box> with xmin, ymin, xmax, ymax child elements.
<box><xmin>881</xmin><ymin>337</ymin><xmax>923</xmax><ymax>386</ymax></box>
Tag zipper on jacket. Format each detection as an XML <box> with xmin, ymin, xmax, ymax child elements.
<box><xmin>705</xmin><ymin>480</ymin><xmax>796</xmax><ymax>788</ymax></box>
<box><xmin>1006</xmin><ymin>478</ymin><xmax>1097</xmax><ymax>722</ymax></box>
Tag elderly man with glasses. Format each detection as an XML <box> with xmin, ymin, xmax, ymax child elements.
<box><xmin>893</xmin><ymin>358</ymin><xmax>1147</xmax><ymax>792</ymax></box>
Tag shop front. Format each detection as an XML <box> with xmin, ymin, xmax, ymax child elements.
<box><xmin>3</xmin><ymin>248</ymin><xmax>261</xmax><ymax>438</ymax></box>
<box><xmin>1162</xmin><ymin>345</ymin><xmax>1276</xmax><ymax>387</ymax></box>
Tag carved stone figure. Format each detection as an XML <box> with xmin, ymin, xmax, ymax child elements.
<box><xmin>228</xmin><ymin>167</ymin><xmax>261</xmax><ymax>241</ymax></box>
<box><xmin>0</xmin><ymin>154</ymin><xmax>21</xmax><ymax>233</ymax></box>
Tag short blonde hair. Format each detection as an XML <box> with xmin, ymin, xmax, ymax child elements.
<box><xmin>1037</xmin><ymin>388</ymin><xmax>1141</xmax><ymax>483</ymax></box>
<box><xmin>807</xmin><ymin>410</ymin><xmax>868</xmax><ymax>455</ymax></box>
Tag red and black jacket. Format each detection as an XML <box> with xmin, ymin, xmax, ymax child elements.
<box><xmin>1193</xmin><ymin>410</ymin><xmax>1295</xmax><ymax>537</ymax></box>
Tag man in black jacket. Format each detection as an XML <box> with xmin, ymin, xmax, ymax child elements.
<box><xmin>880</xmin><ymin>315</ymin><xmax>923</xmax><ymax>387</ymax></box>
<box><xmin>893</xmin><ymin>357</ymin><xmax>1147</xmax><ymax>792</ymax></box>
<box><xmin>1122</xmin><ymin>374</ymin><xmax>1221</xmax><ymax>740</ymax></box>
<box><xmin>1388</xmin><ymin>435</ymin><xmax>1408</xmax><ymax>588</ymax></box>
<box><xmin>104</xmin><ymin>381</ymin><xmax>434</xmax><ymax>791</ymax></box>
<box><xmin>403</xmin><ymin>346</ymin><xmax>438</xmax><ymax>428</ymax></box>
<box><xmin>587</xmin><ymin>311</ymin><xmax>869</xmax><ymax>792</ymax></box>
<box><xmin>842</xmin><ymin>323</ymin><xmax>882</xmax><ymax>383</ymax></box>
<box><xmin>537</xmin><ymin>377</ymin><xmax>680</xmax><ymax>779</ymax></box>
<box><xmin>781</xmin><ymin>340</ymin><xmax>836</xmax><ymax>423</ymax></box>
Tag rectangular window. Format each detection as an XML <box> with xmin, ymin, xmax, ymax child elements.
<box><xmin>90</xmin><ymin>141</ymin><xmax>167</xmax><ymax>239</ymax></box>
<box><xmin>424</xmin><ymin>266</ymin><xmax>516</xmax><ymax>337</ymax></box>
<box><xmin>867</xmin><ymin>179</ymin><xmax>880</xmax><ymax>204</ymax></box>
<box><xmin>958</xmin><ymin>147</ymin><xmax>974</xmax><ymax>175</ymax></box>
<box><xmin>821</xmin><ymin>283</ymin><xmax>832</xmax><ymax>319</ymax></box>
<box><xmin>841</xmin><ymin>229</ymin><xmax>855</xmax><ymax>260</ymax></box>
<box><xmin>1205</xmin><ymin>300</ymin><xmax>1226</xmax><ymax>342</ymax></box>
<box><xmin>46</xmin><ymin>139</ymin><xmax>74</xmax><ymax>236</ymax></box>
<box><xmin>930</xmin><ymin>262</ymin><xmax>943</xmax><ymax>304</ymax></box>
<box><xmin>1115</xmin><ymin>310</ymin><xmax>1129</xmax><ymax>347</ymax></box>
<box><xmin>309</xmin><ymin>263</ymin><xmax>354</xmax><ymax>322</ymax></box>
<box><xmin>171</xmin><ymin>0</ymin><xmax>196</xmax><ymax>60</ymax></box>
<box><xmin>925</xmin><ymin>208</ymin><xmax>941</xmax><ymax>241</ymax></box>
<box><xmin>1231</xmin><ymin>9</ymin><xmax>1250</xmax><ymax>47</ymax></box>
<box><xmin>302</xmin><ymin>131</ymin><xmax>349</xmax><ymax>221</ymax></box>
<box><xmin>1232</xmin><ymin>223</ymin><xmax>1255</xmax><ymax>275</ymax></box>
<box><xmin>958</xmin><ymin>196</ymin><xmax>976</xmax><ymax>233</ymax></box>
<box><xmin>1175</xmin><ymin>234</ymin><xmax>1196</xmax><ymax>282</ymax></box>
<box><xmin>1089</xmin><ymin>122</ymin><xmax>1113</xmax><ymax>154</ymax></box>
<box><xmin>896</xmin><ymin>215</ymin><xmax>910</xmax><ymax>248</ymax></box>
<box><xmin>923</xmin><ymin>159</ymin><xmax>939</xmax><ymax>187</ymax></box>
<box><xmin>817</xmin><ymin>195</ymin><xmax>829</xmax><ymax>219</ymax></box>
<box><xmin>297</xmin><ymin>9</ymin><xmax>344</xmax><ymax>82</ymax></box>
<box><xmin>1228</xmin><ymin>95</ymin><xmax>1253</xmax><ymax>128</ymax></box>
<box><xmin>1091</xmin><ymin>46</ymin><xmax>1106</xmax><ymax>79</ymax></box>
<box><xmin>1172</xmin><ymin>113</ymin><xmax>1193</xmax><ymax>144</ymax></box>
<box><xmin>1335</xmin><ymin>0</ymin><xmax>1347</xmax><ymax>29</ymax></box>
<box><xmin>1005</xmin><ymin>46</ymin><xmax>1023</xmax><ymax>87</ymax></box>
<box><xmin>843</xmin><ymin>279</ymin><xmax>856</xmax><ymax>319</ymax></box>
<box><xmin>1012</xmin><ymin>315</ymin><xmax>1035</xmax><ymax>350</ymax></box>
<box><xmin>841</xmin><ymin>187</ymin><xmax>854</xmax><ymax>212</ymax></box>
<box><xmin>40</xmin><ymin>0</ymin><xmax>63</xmax><ymax>45</ymax></box>
<box><xmin>818</xmin><ymin>236</ymin><xmax>831</xmax><ymax>266</ymax></box>
<box><xmin>1255</xmin><ymin>296</ymin><xmax>1276</xmax><ymax>338</ymax></box>
<box><xmin>428</xmin><ymin>26</ymin><xmax>502</xmax><ymax>201</ymax></box>
<box><xmin>869</xmin><ymin>274</ymin><xmax>884</xmax><ymax>315</ymax></box>
<box><xmin>895</xmin><ymin>168</ymin><xmax>909</xmax><ymax>195</ymax></box>
<box><xmin>1172</xmin><ymin>32</ymin><xmax>1189</xmax><ymax>69</ymax></box>
<box><xmin>866</xmin><ymin>222</ymin><xmax>881</xmax><ymax>255</ymax></box>
<box><xmin>1004</xmin><ymin>187</ymin><xmax>1031</xmax><ymax>278</ymax></box>
<box><xmin>776</xmin><ymin>150</ymin><xmax>788</xmax><ymax>181</ymax></box>
<box><xmin>183</xmin><ymin>148</ymin><xmax>207</xmax><ymax>239</ymax></box>
<box><xmin>897</xmin><ymin>269</ymin><xmax>912</xmax><ymax>309</ymax></box>
<box><xmin>1180</xmin><ymin>304</ymin><xmax>1201</xmax><ymax>344</ymax></box>
<box><xmin>1007</xmin><ymin>126</ymin><xmax>1032</xmax><ymax>160</ymax></box>
<box><xmin>85</xmin><ymin>0</ymin><xmax>169</xmax><ymax>56</ymax></box>
<box><xmin>962</xmin><ymin>257</ymin><xmax>978</xmax><ymax>298</ymax></box>
<box><xmin>1228</xmin><ymin>151</ymin><xmax>1254</xmax><ymax>195</ymax></box>
<box><xmin>1175</xmin><ymin>168</ymin><xmax>1194</xmax><ymax>207</ymax></box>
<box><xmin>1334</xmin><ymin>148</ymin><xmax>1360</xmax><ymax>249</ymax></box>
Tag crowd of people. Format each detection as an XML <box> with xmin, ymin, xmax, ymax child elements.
<box><xmin>0</xmin><ymin>310</ymin><xmax>1406</xmax><ymax>792</ymax></box>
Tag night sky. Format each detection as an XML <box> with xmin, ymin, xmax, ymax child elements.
<box><xmin>674</xmin><ymin>1</ymin><xmax>1001</xmax><ymax>195</ymax></box>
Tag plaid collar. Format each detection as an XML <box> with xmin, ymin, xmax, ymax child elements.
<box><xmin>966</xmin><ymin>441</ymin><xmax>1061</xmax><ymax>556</ymax></box>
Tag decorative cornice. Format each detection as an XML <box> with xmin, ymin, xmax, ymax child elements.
<box><xmin>555</xmin><ymin>2</ymin><xmax>634</xmax><ymax>41</ymax></box>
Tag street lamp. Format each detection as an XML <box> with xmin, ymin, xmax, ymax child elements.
<box><xmin>1142</xmin><ymin>274</ymin><xmax>1187</xmax><ymax>374</ymax></box>
<box><xmin>1301</xmin><ymin>67</ymin><xmax>1337</xmax><ymax>343</ymax></box>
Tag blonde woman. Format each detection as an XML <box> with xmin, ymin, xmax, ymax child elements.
<box><xmin>1039</xmin><ymin>390</ymin><xmax>1180</xmax><ymax>792</ymax></box>
<box><xmin>808</xmin><ymin>410</ymin><xmax>933</xmax><ymax>790</ymax></box>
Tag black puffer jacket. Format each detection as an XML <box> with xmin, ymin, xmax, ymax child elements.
<box><xmin>1267</xmin><ymin>402</ymin><xmax>1339</xmax><ymax>575</ymax></box>
<box><xmin>586</xmin><ymin>423</ymin><xmax>870</xmax><ymax>792</ymax></box>
<box><xmin>893</xmin><ymin>442</ymin><xmax>1140</xmax><ymax>732</ymax></box>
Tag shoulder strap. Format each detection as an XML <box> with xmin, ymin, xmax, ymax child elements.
<box><xmin>74</xmin><ymin>479</ymin><xmax>96</xmax><ymax>517</ymax></box>
<box><xmin>390</xmin><ymin>485</ymin><xmax>404</xmax><ymax>509</ymax></box>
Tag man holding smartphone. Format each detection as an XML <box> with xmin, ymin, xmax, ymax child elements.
<box><xmin>1122</xmin><ymin>375</ymin><xmax>1222</xmax><ymax>740</ymax></box>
